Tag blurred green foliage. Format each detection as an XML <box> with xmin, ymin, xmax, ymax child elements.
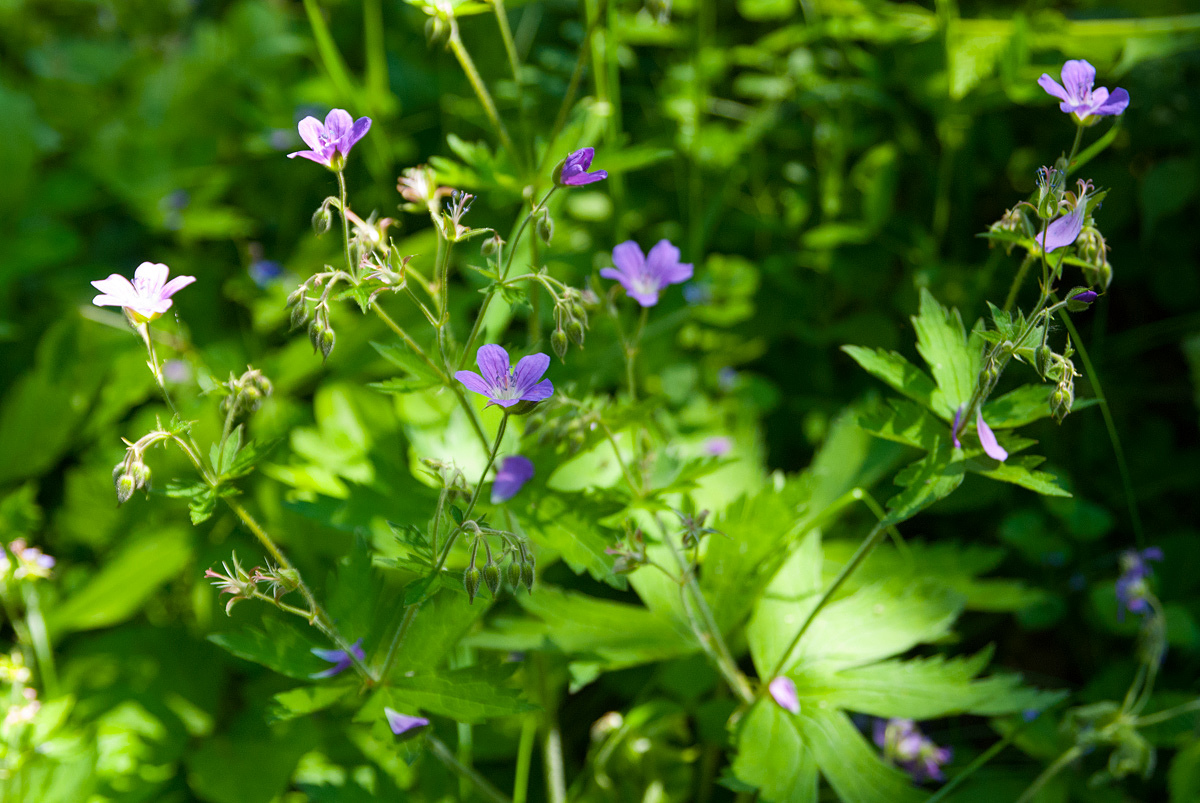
<box><xmin>2</xmin><ymin>0</ymin><xmax>1200</xmax><ymax>801</ymax></box>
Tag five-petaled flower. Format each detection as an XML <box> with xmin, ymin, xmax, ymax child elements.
<box><xmin>492</xmin><ymin>456</ymin><xmax>535</xmax><ymax>503</ymax></box>
<box><xmin>1035</xmin><ymin>182</ymin><xmax>1094</xmax><ymax>253</ymax></box>
<box><xmin>1038</xmin><ymin>60</ymin><xmax>1129</xmax><ymax>123</ymax></box>
<box><xmin>455</xmin><ymin>345</ymin><xmax>554</xmax><ymax>411</ymax></box>
<box><xmin>554</xmin><ymin>147</ymin><xmax>608</xmax><ymax>186</ymax></box>
<box><xmin>601</xmin><ymin>240</ymin><xmax>694</xmax><ymax>307</ymax></box>
<box><xmin>768</xmin><ymin>676</ymin><xmax>800</xmax><ymax>714</ymax></box>
<box><xmin>311</xmin><ymin>639</ymin><xmax>366</xmax><ymax>679</ymax></box>
<box><xmin>385</xmin><ymin>707</ymin><xmax>430</xmax><ymax>738</ymax></box>
<box><xmin>288</xmin><ymin>109</ymin><xmax>372</xmax><ymax>170</ymax></box>
<box><xmin>1116</xmin><ymin>546</ymin><xmax>1163</xmax><ymax>620</ymax></box>
<box><xmin>92</xmin><ymin>262</ymin><xmax>196</xmax><ymax>323</ymax></box>
<box><xmin>874</xmin><ymin>718</ymin><xmax>953</xmax><ymax>783</ymax></box>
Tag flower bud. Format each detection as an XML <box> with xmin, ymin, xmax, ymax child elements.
<box><xmin>312</xmin><ymin>205</ymin><xmax>333</xmax><ymax>236</ymax></box>
<box><xmin>570</xmin><ymin>303</ymin><xmax>587</xmax><ymax>324</ymax></box>
<box><xmin>550</xmin><ymin>330</ymin><xmax>569</xmax><ymax>360</ymax></box>
<box><xmin>1066</xmin><ymin>288</ymin><xmax>1099</xmax><ymax>312</ymax></box>
<box><xmin>319</xmin><ymin>327</ymin><xmax>336</xmax><ymax>362</ymax></box>
<box><xmin>1051</xmin><ymin>384</ymin><xmax>1074</xmax><ymax>424</ymax></box>
<box><xmin>536</xmin><ymin>212</ymin><xmax>554</xmax><ymax>245</ymax></box>
<box><xmin>481</xmin><ymin>235</ymin><xmax>501</xmax><ymax>258</ymax></box>
<box><xmin>290</xmin><ymin>303</ymin><xmax>308</xmax><ymax>330</ymax></box>
<box><xmin>1037</xmin><ymin>346</ymin><xmax>1054</xmax><ymax>378</ymax></box>
<box><xmin>566</xmin><ymin>320</ymin><xmax>585</xmax><ymax>347</ymax></box>
<box><xmin>483</xmin><ymin>563</ymin><xmax>502</xmax><ymax>596</ymax></box>
<box><xmin>114</xmin><ymin>470</ymin><xmax>136</xmax><ymax>505</ymax></box>
<box><xmin>507</xmin><ymin>560</ymin><xmax>522</xmax><ymax>587</ymax></box>
<box><xmin>286</xmin><ymin>286</ymin><xmax>306</xmax><ymax>307</ymax></box>
<box><xmin>464</xmin><ymin>567</ymin><xmax>482</xmax><ymax>604</ymax></box>
<box><xmin>521</xmin><ymin>559</ymin><xmax>535</xmax><ymax>592</ymax></box>
<box><xmin>308</xmin><ymin>321</ymin><xmax>323</xmax><ymax>353</ymax></box>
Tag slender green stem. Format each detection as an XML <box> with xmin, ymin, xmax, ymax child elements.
<box><xmin>1135</xmin><ymin>698</ymin><xmax>1200</xmax><ymax>728</ymax></box>
<box><xmin>447</xmin><ymin>20</ymin><xmax>521</xmax><ymax>171</ymax></box>
<box><xmin>512</xmin><ymin>714</ymin><xmax>538</xmax><ymax>803</ymax></box>
<box><xmin>1015</xmin><ymin>745</ymin><xmax>1083</xmax><ymax>803</ymax></box>
<box><xmin>1068</xmin><ymin>123</ymin><xmax>1085</xmax><ymax>166</ymax></box>
<box><xmin>428</xmin><ymin>734</ymin><xmax>513</xmax><ymax>803</ymax></box>
<box><xmin>493</xmin><ymin>0</ymin><xmax>521</xmax><ymax>83</ymax></box>
<box><xmin>1068</xmin><ymin>120</ymin><xmax>1121</xmax><ymax>176</ymax></box>
<box><xmin>926</xmin><ymin>721</ymin><xmax>1023</xmax><ymax>803</ymax></box>
<box><xmin>1055</xmin><ymin>308</ymin><xmax>1145</xmax><ymax>546</ymax></box>
<box><xmin>19</xmin><ymin>583</ymin><xmax>57</xmax><ymax>696</ymax></box>
<box><xmin>535</xmin><ymin>654</ymin><xmax>567</xmax><ymax>803</ymax></box>
<box><xmin>223</xmin><ymin>498</ymin><xmax>376</xmax><ymax>682</ymax></box>
<box><xmin>337</xmin><ymin>170</ymin><xmax>354</xmax><ymax>278</ymax></box>
<box><xmin>764</xmin><ymin>522</ymin><xmax>887</xmax><ymax>684</ymax></box>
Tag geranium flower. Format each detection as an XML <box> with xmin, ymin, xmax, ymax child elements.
<box><xmin>492</xmin><ymin>456</ymin><xmax>535</xmax><ymax>503</ymax></box>
<box><xmin>554</xmin><ymin>147</ymin><xmax>608</xmax><ymax>186</ymax></box>
<box><xmin>768</xmin><ymin>676</ymin><xmax>800</xmax><ymax>714</ymax></box>
<box><xmin>1036</xmin><ymin>200</ymin><xmax>1086</xmax><ymax>253</ymax></box>
<box><xmin>1038</xmin><ymin>60</ymin><xmax>1129</xmax><ymax>122</ymax></box>
<box><xmin>288</xmin><ymin>109</ymin><xmax>372</xmax><ymax>169</ymax></box>
<box><xmin>310</xmin><ymin>639</ymin><xmax>366</xmax><ymax>679</ymax></box>
<box><xmin>455</xmin><ymin>345</ymin><xmax>554</xmax><ymax>410</ymax></box>
<box><xmin>976</xmin><ymin>411</ymin><xmax>1008</xmax><ymax>462</ymax></box>
<box><xmin>1116</xmin><ymin>547</ymin><xmax>1163</xmax><ymax>620</ymax></box>
<box><xmin>91</xmin><ymin>262</ymin><xmax>196</xmax><ymax>323</ymax></box>
<box><xmin>385</xmin><ymin>707</ymin><xmax>430</xmax><ymax>737</ymax></box>
<box><xmin>601</xmin><ymin>240</ymin><xmax>694</xmax><ymax>307</ymax></box>
<box><xmin>874</xmin><ymin>718</ymin><xmax>952</xmax><ymax>783</ymax></box>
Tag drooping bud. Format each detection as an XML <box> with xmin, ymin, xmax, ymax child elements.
<box><xmin>464</xmin><ymin>567</ymin><xmax>482</xmax><ymax>604</ymax></box>
<box><xmin>290</xmin><ymin>302</ymin><xmax>309</xmax><ymax>330</ymax></box>
<box><xmin>114</xmin><ymin>469</ymin><xmax>136</xmax><ymax>505</ymax></box>
<box><xmin>312</xmin><ymin>204</ymin><xmax>333</xmax><ymax>236</ymax></box>
<box><xmin>566</xmin><ymin>320</ymin><xmax>585</xmax><ymax>347</ymax></box>
<box><xmin>1051</xmin><ymin>383</ymin><xmax>1075</xmax><ymax>424</ymax></box>
<box><xmin>1037</xmin><ymin>346</ymin><xmax>1055</xmax><ymax>378</ymax></box>
<box><xmin>482</xmin><ymin>563</ymin><xmax>502</xmax><ymax>597</ymax></box>
<box><xmin>521</xmin><ymin>559</ymin><xmax>535</xmax><ymax>592</ymax></box>
<box><xmin>286</xmin><ymin>286</ymin><xmax>306</xmax><ymax>307</ymax></box>
<box><xmin>551</xmin><ymin>330</ymin><xmax>569</xmax><ymax>361</ymax></box>
<box><xmin>536</xmin><ymin>212</ymin><xmax>554</xmax><ymax>245</ymax></box>
<box><xmin>319</xmin><ymin>327</ymin><xmax>336</xmax><ymax>362</ymax></box>
<box><xmin>481</xmin><ymin>235</ymin><xmax>501</xmax><ymax>258</ymax></box>
<box><xmin>308</xmin><ymin>321</ymin><xmax>324</xmax><ymax>353</ymax></box>
<box><xmin>1076</xmin><ymin>226</ymin><xmax>1113</xmax><ymax>290</ymax></box>
<box><xmin>1066</xmin><ymin>288</ymin><xmax>1099</xmax><ymax>312</ymax></box>
<box><xmin>507</xmin><ymin>560</ymin><xmax>522</xmax><ymax>587</ymax></box>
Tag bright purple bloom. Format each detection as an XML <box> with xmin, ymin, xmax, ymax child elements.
<box><xmin>1070</xmin><ymin>289</ymin><xmax>1099</xmax><ymax>305</ymax></box>
<box><xmin>288</xmin><ymin>109</ymin><xmax>372</xmax><ymax>169</ymax></box>
<box><xmin>1035</xmin><ymin>200</ymin><xmax>1086</xmax><ymax>253</ymax></box>
<box><xmin>1038</xmin><ymin>60</ymin><xmax>1129</xmax><ymax>121</ymax></box>
<box><xmin>1116</xmin><ymin>547</ymin><xmax>1162</xmax><ymax>620</ymax></box>
<box><xmin>768</xmin><ymin>676</ymin><xmax>799</xmax><ymax>714</ymax></box>
<box><xmin>310</xmin><ymin>638</ymin><xmax>365</xmax><ymax>679</ymax></box>
<box><xmin>91</xmin><ymin>262</ymin><xmax>196</xmax><ymax>323</ymax></box>
<box><xmin>385</xmin><ymin>707</ymin><xmax>430</xmax><ymax>737</ymax></box>
<box><xmin>455</xmin><ymin>345</ymin><xmax>554</xmax><ymax>410</ymax></box>
<box><xmin>555</xmin><ymin>147</ymin><xmax>608</xmax><ymax>186</ymax></box>
<box><xmin>492</xmin><ymin>456</ymin><xmax>535</xmax><ymax>503</ymax></box>
<box><xmin>976</xmin><ymin>411</ymin><xmax>1007</xmax><ymax>462</ymax></box>
<box><xmin>874</xmin><ymin>718</ymin><xmax>952</xmax><ymax>784</ymax></box>
<box><xmin>601</xmin><ymin>240</ymin><xmax>694</xmax><ymax>307</ymax></box>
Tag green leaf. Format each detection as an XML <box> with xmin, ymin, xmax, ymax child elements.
<box><xmin>520</xmin><ymin>496</ymin><xmax>618</xmax><ymax>586</ymax></box>
<box><xmin>883</xmin><ymin>449</ymin><xmax>965</xmax><ymax>526</ymax></box>
<box><xmin>967</xmin><ymin>455</ymin><xmax>1070</xmax><ymax>497</ymax></box>
<box><xmin>1169</xmin><ymin>740</ymin><xmax>1200</xmax><ymax>803</ymax></box>
<box><xmin>841</xmin><ymin>345</ymin><xmax>939</xmax><ymax>414</ymax></box>
<box><xmin>982</xmin><ymin>384</ymin><xmax>1053</xmax><ymax>428</ymax></box>
<box><xmin>731</xmin><ymin>701</ymin><xmax>817</xmax><ymax>803</ymax></box>
<box><xmin>49</xmin><ymin>529</ymin><xmax>192</xmax><ymax>634</ymax></box>
<box><xmin>796</xmin><ymin>707</ymin><xmax>925</xmax><ymax>803</ymax></box>
<box><xmin>858</xmin><ymin>397</ymin><xmax>945</xmax><ymax>451</ymax></box>
<box><xmin>269</xmin><ymin>683</ymin><xmax>354</xmax><ymax>723</ymax></box>
<box><xmin>358</xmin><ymin>666</ymin><xmax>536</xmax><ymax>724</ymax></box>
<box><xmin>208</xmin><ymin>618</ymin><xmax>325</xmax><ymax>680</ymax></box>
<box><xmin>912</xmin><ymin>287</ymin><xmax>983</xmax><ymax>417</ymax></box>
<box><xmin>185</xmin><ymin>718</ymin><xmax>317</xmax><ymax>803</ymax></box>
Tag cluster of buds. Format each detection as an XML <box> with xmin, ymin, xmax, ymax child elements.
<box><xmin>287</xmin><ymin>281</ymin><xmax>338</xmax><ymax>363</ymax></box>
<box><xmin>604</xmin><ymin>526</ymin><xmax>647</xmax><ymax>574</ymax></box>
<box><xmin>1062</xmin><ymin>701</ymin><xmax>1156</xmax><ymax>787</ymax></box>
<box><xmin>0</xmin><ymin>539</ymin><xmax>55</xmax><ymax>583</ymax></box>
<box><xmin>550</xmin><ymin>286</ymin><xmax>593</xmax><ymax>360</ymax></box>
<box><xmin>462</xmin><ymin>526</ymin><xmax>534</xmax><ymax>604</ymax></box>
<box><xmin>524</xmin><ymin>399</ymin><xmax>599</xmax><ymax>456</ymax></box>
<box><xmin>988</xmin><ymin>206</ymin><xmax>1028</xmax><ymax>253</ymax></box>
<box><xmin>113</xmin><ymin>450</ymin><xmax>152</xmax><ymax>505</ymax></box>
<box><xmin>1037</xmin><ymin>337</ymin><xmax>1079</xmax><ymax>423</ymax></box>
<box><xmin>1076</xmin><ymin>225</ymin><xmax>1113</xmax><ymax>289</ymax></box>
<box><xmin>221</xmin><ymin>367</ymin><xmax>273</xmax><ymax>419</ymax></box>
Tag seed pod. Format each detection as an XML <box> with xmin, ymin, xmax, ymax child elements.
<box><xmin>1050</xmin><ymin>384</ymin><xmax>1074</xmax><ymax>424</ymax></box>
<box><xmin>551</xmin><ymin>330</ymin><xmax>569</xmax><ymax>360</ymax></box>
<box><xmin>483</xmin><ymin>563</ymin><xmax>502</xmax><ymax>596</ymax></box>
<box><xmin>566</xmin><ymin>320</ymin><xmax>585</xmax><ymax>347</ymax></box>
<box><xmin>463</xmin><ymin>567</ymin><xmax>482</xmax><ymax>604</ymax></box>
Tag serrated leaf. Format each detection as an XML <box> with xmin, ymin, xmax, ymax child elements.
<box><xmin>858</xmin><ymin>397</ymin><xmax>945</xmax><ymax>451</ymax></box>
<box><xmin>357</xmin><ymin>666</ymin><xmax>536</xmax><ymax>724</ymax></box>
<box><xmin>912</xmin><ymin>287</ymin><xmax>983</xmax><ymax>417</ymax></box>
<box><xmin>967</xmin><ymin>455</ymin><xmax>1070</xmax><ymax>497</ymax></box>
<box><xmin>270</xmin><ymin>684</ymin><xmax>354</xmax><ymax>722</ymax></box>
<box><xmin>225</xmin><ymin>438</ymin><xmax>280</xmax><ymax>480</ymax></box>
<box><xmin>883</xmin><ymin>448</ymin><xmax>965</xmax><ymax>526</ymax></box>
<box><xmin>796</xmin><ymin>707</ymin><xmax>925</xmax><ymax>803</ymax></box>
<box><xmin>731</xmin><ymin>701</ymin><xmax>817</xmax><ymax>803</ymax></box>
<box><xmin>841</xmin><ymin>345</ymin><xmax>939</xmax><ymax>414</ymax></box>
<box><xmin>208</xmin><ymin>619</ymin><xmax>325</xmax><ymax>680</ymax></box>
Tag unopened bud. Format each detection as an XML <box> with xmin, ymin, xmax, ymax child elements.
<box><xmin>483</xmin><ymin>563</ymin><xmax>502</xmax><ymax>596</ymax></box>
<box><xmin>312</xmin><ymin>205</ymin><xmax>332</xmax><ymax>236</ymax></box>
<box><xmin>1051</xmin><ymin>384</ymin><xmax>1074</xmax><ymax>423</ymax></box>
<box><xmin>425</xmin><ymin>15</ymin><xmax>448</xmax><ymax>45</ymax></box>
<box><xmin>566</xmin><ymin>320</ymin><xmax>585</xmax><ymax>347</ymax></box>
<box><xmin>521</xmin><ymin>559</ymin><xmax>535</xmax><ymax>592</ymax></box>
<box><xmin>1036</xmin><ymin>346</ymin><xmax>1054</xmax><ymax>378</ymax></box>
<box><xmin>114</xmin><ymin>470</ymin><xmax>135</xmax><ymax>505</ymax></box>
<box><xmin>464</xmin><ymin>567</ymin><xmax>482</xmax><ymax>604</ymax></box>
<box><xmin>319</xmin><ymin>327</ymin><xmax>336</xmax><ymax>362</ymax></box>
<box><xmin>481</xmin><ymin>235</ymin><xmax>501</xmax><ymax>258</ymax></box>
<box><xmin>1066</xmin><ymin>288</ymin><xmax>1099</xmax><ymax>312</ymax></box>
<box><xmin>290</xmin><ymin>302</ymin><xmax>309</xmax><ymax>330</ymax></box>
<box><xmin>570</xmin><ymin>303</ymin><xmax>587</xmax><ymax>323</ymax></box>
<box><xmin>287</xmin><ymin>287</ymin><xmax>306</xmax><ymax>307</ymax></box>
<box><xmin>551</xmin><ymin>330</ymin><xmax>569</xmax><ymax>361</ymax></box>
<box><xmin>536</xmin><ymin>213</ymin><xmax>554</xmax><ymax>245</ymax></box>
<box><xmin>507</xmin><ymin>560</ymin><xmax>522</xmax><ymax>587</ymax></box>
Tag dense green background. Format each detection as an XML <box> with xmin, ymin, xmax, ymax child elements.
<box><xmin>2</xmin><ymin>0</ymin><xmax>1200</xmax><ymax>801</ymax></box>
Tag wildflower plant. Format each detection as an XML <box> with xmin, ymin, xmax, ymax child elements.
<box><xmin>4</xmin><ymin>3</ymin><xmax>1193</xmax><ymax>800</ymax></box>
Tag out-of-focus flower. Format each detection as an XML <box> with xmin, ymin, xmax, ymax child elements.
<box><xmin>3</xmin><ymin>539</ymin><xmax>55</xmax><ymax>582</ymax></box>
<box><xmin>385</xmin><ymin>707</ymin><xmax>430</xmax><ymax>737</ymax></box>
<box><xmin>950</xmin><ymin>406</ymin><xmax>963</xmax><ymax>449</ymax></box>
<box><xmin>976</xmin><ymin>411</ymin><xmax>1008</xmax><ymax>462</ymax></box>
<box><xmin>1038</xmin><ymin>60</ymin><xmax>1129</xmax><ymax>122</ymax></box>
<box><xmin>703</xmin><ymin>436</ymin><xmax>733</xmax><ymax>457</ymax></box>
<box><xmin>91</xmin><ymin>262</ymin><xmax>196</xmax><ymax>323</ymax></box>
<box><xmin>0</xmin><ymin>652</ymin><xmax>33</xmax><ymax>684</ymax></box>
<box><xmin>492</xmin><ymin>456</ymin><xmax>535</xmax><ymax>503</ymax></box>
<box><xmin>204</xmin><ymin>553</ymin><xmax>258</xmax><ymax>615</ymax></box>
<box><xmin>601</xmin><ymin>240</ymin><xmax>693</xmax><ymax>307</ymax></box>
<box><xmin>1116</xmin><ymin>546</ymin><xmax>1163</xmax><ymax>620</ymax></box>
<box><xmin>249</xmin><ymin>259</ymin><xmax>284</xmax><ymax>288</ymax></box>
<box><xmin>162</xmin><ymin>360</ymin><xmax>193</xmax><ymax>385</ymax></box>
<box><xmin>554</xmin><ymin>147</ymin><xmax>608</xmax><ymax>186</ymax></box>
<box><xmin>311</xmin><ymin>639</ymin><xmax>366</xmax><ymax>679</ymax></box>
<box><xmin>768</xmin><ymin>676</ymin><xmax>800</xmax><ymax>714</ymax></box>
<box><xmin>288</xmin><ymin>109</ymin><xmax>371</xmax><ymax>169</ymax></box>
<box><xmin>874</xmin><ymin>718</ymin><xmax>952</xmax><ymax>783</ymax></box>
<box><xmin>455</xmin><ymin>345</ymin><xmax>554</xmax><ymax>410</ymax></box>
<box><xmin>4</xmin><ymin>689</ymin><xmax>40</xmax><ymax>726</ymax></box>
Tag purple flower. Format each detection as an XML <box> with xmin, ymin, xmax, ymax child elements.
<box><xmin>249</xmin><ymin>259</ymin><xmax>284</xmax><ymax>288</ymax></box>
<box><xmin>310</xmin><ymin>639</ymin><xmax>365</xmax><ymax>679</ymax></box>
<box><xmin>601</xmin><ymin>240</ymin><xmax>694</xmax><ymax>307</ymax></box>
<box><xmin>1116</xmin><ymin>547</ymin><xmax>1162</xmax><ymax>620</ymax></box>
<box><xmin>1035</xmin><ymin>200</ymin><xmax>1086</xmax><ymax>253</ymax></box>
<box><xmin>385</xmin><ymin>707</ymin><xmax>430</xmax><ymax>737</ymax></box>
<box><xmin>874</xmin><ymin>718</ymin><xmax>952</xmax><ymax>784</ymax></box>
<box><xmin>555</xmin><ymin>147</ymin><xmax>608</xmax><ymax>186</ymax></box>
<box><xmin>288</xmin><ymin>109</ymin><xmax>372</xmax><ymax>169</ymax></box>
<box><xmin>768</xmin><ymin>676</ymin><xmax>800</xmax><ymax>714</ymax></box>
<box><xmin>91</xmin><ymin>262</ymin><xmax>196</xmax><ymax>323</ymax></box>
<box><xmin>492</xmin><ymin>456</ymin><xmax>535</xmax><ymax>503</ymax></box>
<box><xmin>976</xmin><ymin>411</ymin><xmax>1008</xmax><ymax>462</ymax></box>
<box><xmin>455</xmin><ymin>345</ymin><xmax>554</xmax><ymax>410</ymax></box>
<box><xmin>1038</xmin><ymin>60</ymin><xmax>1129</xmax><ymax>121</ymax></box>
<box><xmin>1069</xmin><ymin>289</ymin><xmax>1099</xmax><ymax>306</ymax></box>
<box><xmin>704</xmin><ymin>436</ymin><xmax>733</xmax><ymax>457</ymax></box>
<box><xmin>950</xmin><ymin>406</ymin><xmax>963</xmax><ymax>449</ymax></box>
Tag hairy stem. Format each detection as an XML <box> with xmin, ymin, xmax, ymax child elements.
<box><xmin>338</xmin><ymin>169</ymin><xmax>354</xmax><ymax>278</ymax></box>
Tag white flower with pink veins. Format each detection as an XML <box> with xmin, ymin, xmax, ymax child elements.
<box><xmin>91</xmin><ymin>262</ymin><xmax>196</xmax><ymax>322</ymax></box>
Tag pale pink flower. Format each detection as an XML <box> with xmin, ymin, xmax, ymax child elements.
<box><xmin>91</xmin><ymin>262</ymin><xmax>196</xmax><ymax>323</ymax></box>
